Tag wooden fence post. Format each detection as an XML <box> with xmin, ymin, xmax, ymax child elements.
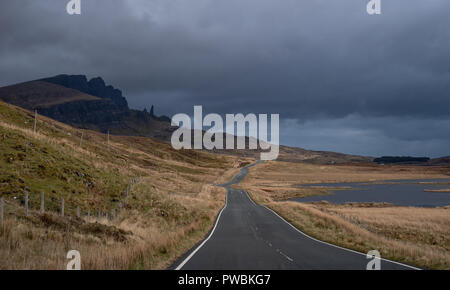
<box><xmin>34</xmin><ymin>110</ymin><xmax>37</xmax><ymax>133</ymax></box>
<box><xmin>40</xmin><ymin>192</ymin><xmax>45</xmax><ymax>215</ymax></box>
<box><xmin>25</xmin><ymin>192</ymin><xmax>29</xmax><ymax>217</ymax></box>
<box><xmin>61</xmin><ymin>198</ymin><xmax>65</xmax><ymax>217</ymax></box>
<box><xmin>76</xmin><ymin>206</ymin><xmax>80</xmax><ymax>218</ymax></box>
<box><xmin>80</xmin><ymin>132</ymin><xmax>84</xmax><ymax>148</ymax></box>
<box><xmin>87</xmin><ymin>210</ymin><xmax>90</xmax><ymax>221</ymax></box>
<box><xmin>0</xmin><ymin>197</ymin><xmax>4</xmax><ymax>226</ymax></box>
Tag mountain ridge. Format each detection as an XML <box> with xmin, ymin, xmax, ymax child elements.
<box><xmin>0</xmin><ymin>75</ymin><xmax>372</xmax><ymax>164</ymax></box>
<box><xmin>0</xmin><ymin>75</ymin><xmax>175</xmax><ymax>139</ymax></box>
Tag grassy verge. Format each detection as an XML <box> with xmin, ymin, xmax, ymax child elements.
<box><xmin>0</xmin><ymin>177</ymin><xmax>228</xmax><ymax>269</ymax></box>
<box><xmin>424</xmin><ymin>189</ymin><xmax>450</xmax><ymax>193</ymax></box>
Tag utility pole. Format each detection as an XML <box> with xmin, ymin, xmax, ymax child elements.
<box><xmin>61</xmin><ymin>198</ymin><xmax>65</xmax><ymax>217</ymax></box>
<box><xmin>33</xmin><ymin>110</ymin><xmax>37</xmax><ymax>133</ymax></box>
<box><xmin>25</xmin><ymin>192</ymin><xmax>29</xmax><ymax>217</ymax></box>
<box><xmin>0</xmin><ymin>197</ymin><xmax>4</xmax><ymax>226</ymax></box>
<box><xmin>40</xmin><ymin>192</ymin><xmax>45</xmax><ymax>215</ymax></box>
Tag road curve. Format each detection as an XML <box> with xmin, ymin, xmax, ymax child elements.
<box><xmin>173</xmin><ymin>162</ymin><xmax>419</xmax><ymax>270</ymax></box>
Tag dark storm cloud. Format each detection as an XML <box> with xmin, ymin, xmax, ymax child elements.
<box><xmin>281</xmin><ymin>116</ymin><xmax>450</xmax><ymax>157</ymax></box>
<box><xmin>0</xmin><ymin>0</ymin><xmax>449</xmax><ymax>156</ymax></box>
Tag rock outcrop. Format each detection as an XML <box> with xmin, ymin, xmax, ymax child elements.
<box><xmin>0</xmin><ymin>75</ymin><xmax>175</xmax><ymax>141</ymax></box>
<box><xmin>40</xmin><ymin>74</ymin><xmax>128</xmax><ymax>108</ymax></box>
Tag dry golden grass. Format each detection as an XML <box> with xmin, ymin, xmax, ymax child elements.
<box><xmin>424</xmin><ymin>189</ymin><xmax>450</xmax><ymax>193</ymax></box>
<box><xmin>239</xmin><ymin>160</ymin><xmax>450</xmax><ymax>201</ymax></box>
<box><xmin>0</xmin><ymin>150</ymin><xmax>235</xmax><ymax>270</ymax></box>
<box><xmin>239</xmin><ymin>161</ymin><xmax>450</xmax><ymax>269</ymax></box>
<box><xmin>266</xmin><ymin>201</ymin><xmax>450</xmax><ymax>269</ymax></box>
<box><xmin>257</xmin><ymin>160</ymin><xmax>448</xmax><ymax>184</ymax></box>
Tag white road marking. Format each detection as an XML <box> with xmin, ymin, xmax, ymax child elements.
<box><xmin>243</xmin><ymin>189</ymin><xmax>257</xmax><ymax>206</ymax></box>
<box><xmin>278</xmin><ymin>250</ymin><xmax>294</xmax><ymax>262</ymax></box>
<box><xmin>261</xmin><ymin>205</ymin><xmax>421</xmax><ymax>270</ymax></box>
<box><xmin>174</xmin><ymin>191</ymin><xmax>228</xmax><ymax>270</ymax></box>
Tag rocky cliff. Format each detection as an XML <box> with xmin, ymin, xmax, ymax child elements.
<box><xmin>40</xmin><ymin>74</ymin><xmax>128</xmax><ymax>108</ymax></box>
<box><xmin>0</xmin><ymin>75</ymin><xmax>175</xmax><ymax>140</ymax></box>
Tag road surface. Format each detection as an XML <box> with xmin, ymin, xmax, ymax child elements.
<box><xmin>173</xmin><ymin>162</ymin><xmax>419</xmax><ymax>270</ymax></box>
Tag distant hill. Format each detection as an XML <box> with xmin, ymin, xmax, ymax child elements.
<box><xmin>40</xmin><ymin>74</ymin><xmax>128</xmax><ymax>108</ymax></box>
<box><xmin>372</xmin><ymin>156</ymin><xmax>450</xmax><ymax>166</ymax></box>
<box><xmin>0</xmin><ymin>80</ymin><xmax>100</xmax><ymax>109</ymax></box>
<box><xmin>212</xmin><ymin>142</ymin><xmax>372</xmax><ymax>164</ymax></box>
<box><xmin>0</xmin><ymin>74</ymin><xmax>372</xmax><ymax>164</ymax></box>
<box><xmin>428</xmin><ymin>156</ymin><xmax>450</xmax><ymax>165</ymax></box>
<box><xmin>0</xmin><ymin>75</ymin><xmax>176</xmax><ymax>140</ymax></box>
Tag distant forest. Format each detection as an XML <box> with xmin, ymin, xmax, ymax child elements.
<box><xmin>373</xmin><ymin>156</ymin><xmax>430</xmax><ymax>164</ymax></box>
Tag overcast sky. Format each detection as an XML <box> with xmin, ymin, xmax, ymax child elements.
<box><xmin>1</xmin><ymin>0</ymin><xmax>449</xmax><ymax>157</ymax></box>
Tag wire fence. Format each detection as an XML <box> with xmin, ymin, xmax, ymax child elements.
<box><xmin>0</xmin><ymin>177</ymin><xmax>141</xmax><ymax>226</ymax></box>
<box><xmin>0</xmin><ymin>110</ymin><xmax>144</xmax><ymax>227</ymax></box>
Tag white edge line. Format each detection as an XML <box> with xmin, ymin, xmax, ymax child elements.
<box><xmin>245</xmin><ymin>190</ymin><xmax>257</xmax><ymax>206</ymax></box>
<box><xmin>174</xmin><ymin>190</ymin><xmax>228</xmax><ymax>270</ymax></box>
<box><xmin>176</xmin><ymin>165</ymin><xmax>251</xmax><ymax>270</ymax></box>
<box><xmin>243</xmin><ymin>186</ymin><xmax>420</xmax><ymax>270</ymax></box>
<box><xmin>244</xmin><ymin>161</ymin><xmax>420</xmax><ymax>270</ymax></box>
<box><xmin>260</xmin><ymin>204</ymin><xmax>421</xmax><ymax>270</ymax></box>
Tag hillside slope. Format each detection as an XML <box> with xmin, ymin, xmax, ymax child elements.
<box><xmin>0</xmin><ymin>100</ymin><xmax>245</xmax><ymax>269</ymax></box>
<box><xmin>0</xmin><ymin>80</ymin><xmax>100</xmax><ymax>108</ymax></box>
<box><xmin>0</xmin><ymin>75</ymin><xmax>175</xmax><ymax>141</ymax></box>
<box><xmin>0</xmin><ymin>75</ymin><xmax>371</xmax><ymax>164</ymax></box>
<box><xmin>429</xmin><ymin>156</ymin><xmax>450</xmax><ymax>165</ymax></box>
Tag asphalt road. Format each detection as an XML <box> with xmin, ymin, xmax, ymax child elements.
<box><xmin>173</xmin><ymin>162</ymin><xmax>419</xmax><ymax>270</ymax></box>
